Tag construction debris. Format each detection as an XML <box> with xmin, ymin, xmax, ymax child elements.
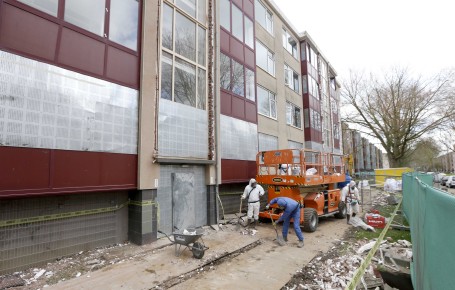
<box><xmin>284</xmin><ymin>237</ymin><xmax>413</xmax><ymax>290</ymax></box>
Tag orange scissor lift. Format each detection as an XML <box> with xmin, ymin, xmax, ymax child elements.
<box><xmin>257</xmin><ymin>149</ymin><xmax>348</xmax><ymax>232</ymax></box>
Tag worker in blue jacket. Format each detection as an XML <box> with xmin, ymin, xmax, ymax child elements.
<box><xmin>266</xmin><ymin>197</ymin><xmax>304</xmax><ymax>248</ymax></box>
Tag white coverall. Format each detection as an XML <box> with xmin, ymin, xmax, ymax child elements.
<box><xmin>341</xmin><ymin>184</ymin><xmax>360</xmax><ymax>215</ymax></box>
<box><xmin>242</xmin><ymin>178</ymin><xmax>265</xmax><ymax>220</ymax></box>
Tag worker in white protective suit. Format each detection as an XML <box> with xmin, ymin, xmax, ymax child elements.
<box><xmin>241</xmin><ymin>178</ymin><xmax>265</xmax><ymax>229</ymax></box>
<box><xmin>341</xmin><ymin>180</ymin><xmax>360</xmax><ymax>224</ymax></box>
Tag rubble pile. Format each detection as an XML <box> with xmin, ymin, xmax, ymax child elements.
<box><xmin>284</xmin><ymin>238</ymin><xmax>413</xmax><ymax>290</ymax></box>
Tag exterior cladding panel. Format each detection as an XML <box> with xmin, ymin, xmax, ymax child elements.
<box><xmin>221</xmin><ymin>159</ymin><xmax>256</xmax><ymax>183</ymax></box>
<box><xmin>0</xmin><ymin>147</ymin><xmax>137</xmax><ymax>198</ymax></box>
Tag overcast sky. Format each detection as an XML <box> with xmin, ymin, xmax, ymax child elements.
<box><xmin>274</xmin><ymin>0</ymin><xmax>455</xmax><ymax>81</ymax></box>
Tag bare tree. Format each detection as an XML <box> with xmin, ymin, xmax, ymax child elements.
<box><xmin>342</xmin><ymin>68</ymin><xmax>455</xmax><ymax>168</ymax></box>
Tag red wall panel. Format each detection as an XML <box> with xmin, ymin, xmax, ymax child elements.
<box><xmin>245</xmin><ymin>101</ymin><xmax>257</xmax><ymax>123</ymax></box>
<box><xmin>220</xmin><ymin>29</ymin><xmax>230</xmax><ymax>52</ymax></box>
<box><xmin>0</xmin><ymin>3</ymin><xmax>58</xmax><ymax>61</ymax></box>
<box><xmin>0</xmin><ymin>147</ymin><xmax>137</xmax><ymax>198</ymax></box>
<box><xmin>0</xmin><ymin>147</ymin><xmax>50</xmax><ymax>190</ymax></box>
<box><xmin>221</xmin><ymin>159</ymin><xmax>257</xmax><ymax>183</ymax></box>
<box><xmin>231</xmin><ymin>95</ymin><xmax>245</xmax><ymax>119</ymax></box>
<box><xmin>220</xmin><ymin>90</ymin><xmax>232</xmax><ymax>115</ymax></box>
<box><xmin>58</xmin><ymin>28</ymin><xmax>105</xmax><ymax>76</ymax></box>
<box><xmin>229</xmin><ymin>36</ymin><xmax>244</xmax><ymax>62</ymax></box>
<box><xmin>244</xmin><ymin>47</ymin><xmax>255</xmax><ymax>69</ymax></box>
<box><xmin>243</xmin><ymin>0</ymin><xmax>254</xmax><ymax>19</ymax></box>
<box><xmin>106</xmin><ymin>46</ymin><xmax>139</xmax><ymax>88</ymax></box>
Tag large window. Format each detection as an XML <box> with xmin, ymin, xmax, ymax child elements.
<box><xmin>256</xmin><ymin>41</ymin><xmax>275</xmax><ymax>76</ymax></box>
<box><xmin>286</xmin><ymin>102</ymin><xmax>302</xmax><ymax>128</ymax></box>
<box><xmin>258</xmin><ymin>86</ymin><xmax>276</xmax><ymax>119</ymax></box>
<box><xmin>220</xmin><ymin>53</ymin><xmax>255</xmax><ymax>101</ymax></box>
<box><xmin>255</xmin><ymin>0</ymin><xmax>273</xmax><ymax>34</ymax></box>
<box><xmin>161</xmin><ymin>1</ymin><xmax>207</xmax><ymax>110</ymax></box>
<box><xmin>17</xmin><ymin>0</ymin><xmax>58</xmax><ymax>16</ymax></box>
<box><xmin>284</xmin><ymin>64</ymin><xmax>299</xmax><ymax>93</ymax></box>
<box><xmin>283</xmin><ymin>28</ymin><xmax>298</xmax><ymax>59</ymax></box>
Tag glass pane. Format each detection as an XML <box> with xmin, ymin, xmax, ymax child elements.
<box><xmin>267</xmin><ymin>52</ymin><xmax>275</xmax><ymax>75</ymax></box>
<box><xmin>109</xmin><ymin>0</ymin><xmax>139</xmax><ymax>50</ymax></box>
<box><xmin>294</xmin><ymin>107</ymin><xmax>301</xmax><ymax>128</ymax></box>
<box><xmin>161</xmin><ymin>51</ymin><xmax>173</xmax><ymax>100</ymax></box>
<box><xmin>220</xmin><ymin>53</ymin><xmax>231</xmax><ymax>90</ymax></box>
<box><xmin>231</xmin><ymin>5</ymin><xmax>243</xmax><ymax>41</ymax></box>
<box><xmin>220</xmin><ymin>0</ymin><xmax>230</xmax><ymax>31</ymax></box>
<box><xmin>286</xmin><ymin>103</ymin><xmax>292</xmax><ymax>125</ymax></box>
<box><xmin>256</xmin><ymin>41</ymin><xmax>268</xmax><ymax>72</ymax></box>
<box><xmin>175</xmin><ymin>57</ymin><xmax>196</xmax><ymax>107</ymax></box>
<box><xmin>198</xmin><ymin>26</ymin><xmax>206</xmax><ymax>66</ymax></box>
<box><xmin>293</xmin><ymin>72</ymin><xmax>299</xmax><ymax>92</ymax></box>
<box><xmin>197</xmin><ymin>68</ymin><xmax>206</xmax><ymax>110</ymax></box>
<box><xmin>17</xmin><ymin>0</ymin><xmax>58</xmax><ymax>16</ymax></box>
<box><xmin>175</xmin><ymin>12</ymin><xmax>196</xmax><ymax>61</ymax></box>
<box><xmin>257</xmin><ymin>86</ymin><xmax>269</xmax><ymax>116</ymax></box>
<box><xmin>197</xmin><ymin>0</ymin><xmax>206</xmax><ymax>23</ymax></box>
<box><xmin>244</xmin><ymin>16</ymin><xmax>254</xmax><ymax>49</ymax></box>
<box><xmin>245</xmin><ymin>68</ymin><xmax>255</xmax><ymax>101</ymax></box>
<box><xmin>65</xmin><ymin>0</ymin><xmax>105</xmax><ymax>36</ymax></box>
<box><xmin>270</xmin><ymin>94</ymin><xmax>277</xmax><ymax>118</ymax></box>
<box><xmin>162</xmin><ymin>3</ymin><xmax>174</xmax><ymax>50</ymax></box>
<box><xmin>232</xmin><ymin>60</ymin><xmax>244</xmax><ymax>97</ymax></box>
<box><xmin>266</xmin><ymin>11</ymin><xmax>273</xmax><ymax>33</ymax></box>
<box><xmin>176</xmin><ymin>0</ymin><xmax>196</xmax><ymax>18</ymax></box>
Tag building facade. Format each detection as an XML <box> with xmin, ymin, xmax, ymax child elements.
<box><xmin>1</xmin><ymin>0</ymin><xmax>344</xmax><ymax>273</ymax></box>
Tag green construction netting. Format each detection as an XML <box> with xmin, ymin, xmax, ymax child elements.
<box><xmin>402</xmin><ymin>172</ymin><xmax>455</xmax><ymax>290</ymax></box>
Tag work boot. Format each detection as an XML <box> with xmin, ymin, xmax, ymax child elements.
<box><xmin>248</xmin><ymin>218</ymin><xmax>254</xmax><ymax>229</ymax></box>
<box><xmin>347</xmin><ymin>214</ymin><xmax>351</xmax><ymax>224</ymax></box>
<box><xmin>283</xmin><ymin>236</ymin><xmax>288</xmax><ymax>242</ymax></box>
<box><xmin>298</xmin><ymin>240</ymin><xmax>304</xmax><ymax>248</ymax></box>
<box><xmin>254</xmin><ymin>219</ymin><xmax>259</xmax><ymax>229</ymax></box>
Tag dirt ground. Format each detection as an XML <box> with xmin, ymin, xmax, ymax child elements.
<box><xmin>1</xmin><ymin>216</ymin><xmax>350</xmax><ymax>290</ymax></box>
<box><xmin>1</xmin><ymin>185</ymin><xmax>394</xmax><ymax>290</ymax></box>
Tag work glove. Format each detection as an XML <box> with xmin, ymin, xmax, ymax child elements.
<box><xmin>265</xmin><ymin>204</ymin><xmax>270</xmax><ymax>210</ymax></box>
<box><xmin>241</xmin><ymin>196</ymin><xmax>245</xmax><ymax>200</ymax></box>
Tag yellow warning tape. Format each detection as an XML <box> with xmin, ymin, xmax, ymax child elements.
<box><xmin>345</xmin><ymin>199</ymin><xmax>403</xmax><ymax>290</ymax></box>
<box><xmin>0</xmin><ymin>200</ymin><xmax>157</xmax><ymax>228</ymax></box>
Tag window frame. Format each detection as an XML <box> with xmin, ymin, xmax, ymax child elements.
<box><xmin>284</xmin><ymin>64</ymin><xmax>300</xmax><ymax>93</ymax></box>
<box><xmin>286</xmin><ymin>101</ymin><xmax>302</xmax><ymax>129</ymax></box>
<box><xmin>257</xmin><ymin>85</ymin><xmax>277</xmax><ymax>119</ymax></box>
<box><xmin>256</xmin><ymin>40</ymin><xmax>275</xmax><ymax>77</ymax></box>
<box><xmin>282</xmin><ymin>28</ymin><xmax>298</xmax><ymax>59</ymax></box>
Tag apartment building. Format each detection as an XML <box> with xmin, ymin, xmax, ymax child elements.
<box><xmin>0</xmin><ymin>0</ymin><xmax>346</xmax><ymax>273</ymax></box>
